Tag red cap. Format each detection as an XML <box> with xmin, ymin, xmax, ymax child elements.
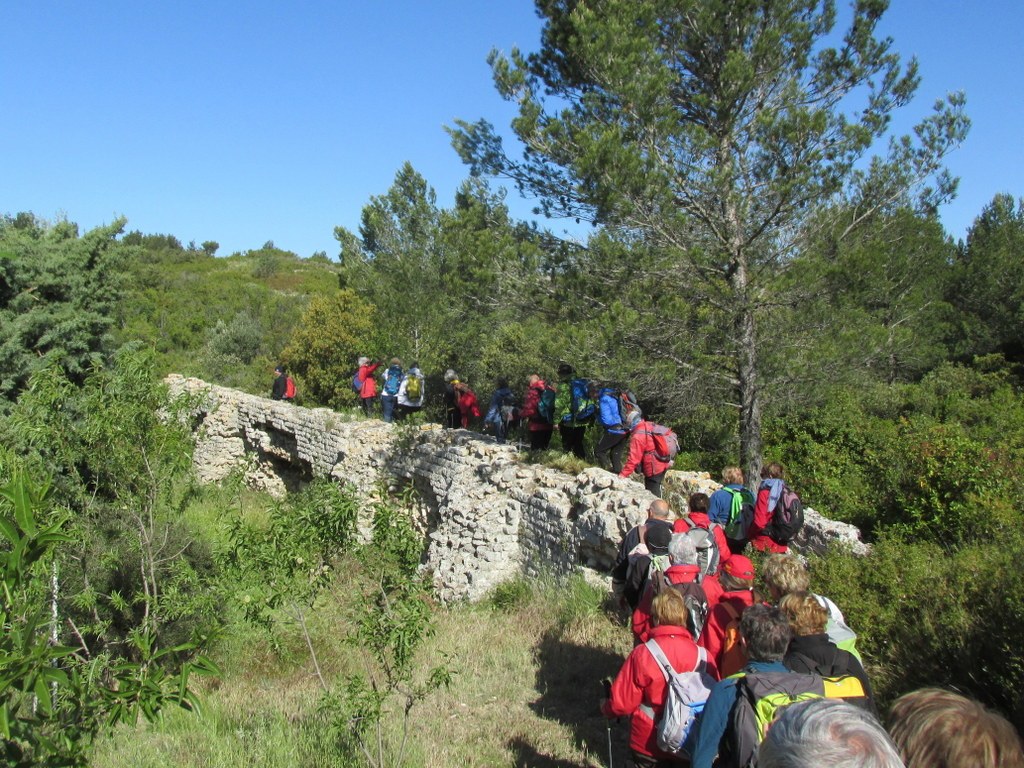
<box><xmin>723</xmin><ymin>554</ymin><xmax>755</xmax><ymax>580</ymax></box>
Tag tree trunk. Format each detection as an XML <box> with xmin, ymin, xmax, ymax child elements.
<box><xmin>738</xmin><ymin>300</ymin><xmax>763</xmax><ymax>488</ymax></box>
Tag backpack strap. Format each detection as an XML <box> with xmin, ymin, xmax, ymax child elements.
<box><xmin>721</xmin><ymin>599</ymin><xmax>741</xmax><ymax>623</ymax></box>
<box><xmin>645</xmin><ymin>638</ymin><xmax>674</xmax><ymax>681</ymax></box>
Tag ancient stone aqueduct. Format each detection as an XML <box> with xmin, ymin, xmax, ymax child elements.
<box><xmin>167</xmin><ymin>375</ymin><xmax>867</xmax><ymax>602</ymax></box>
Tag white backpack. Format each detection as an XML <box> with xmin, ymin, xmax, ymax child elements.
<box><xmin>681</xmin><ymin>515</ymin><xmax>722</xmax><ymax>576</ymax></box>
<box><xmin>643</xmin><ymin>641</ymin><xmax>715</xmax><ymax>755</ymax></box>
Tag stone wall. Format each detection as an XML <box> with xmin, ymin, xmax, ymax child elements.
<box><xmin>167</xmin><ymin>375</ymin><xmax>868</xmax><ymax>602</ymax></box>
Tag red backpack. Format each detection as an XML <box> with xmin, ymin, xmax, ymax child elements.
<box><xmin>645</xmin><ymin>423</ymin><xmax>679</xmax><ymax>463</ymax></box>
<box><xmin>284</xmin><ymin>377</ymin><xmax>296</xmax><ymax>400</ymax></box>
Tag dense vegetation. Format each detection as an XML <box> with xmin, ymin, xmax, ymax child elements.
<box><xmin>1</xmin><ymin>0</ymin><xmax>1023</xmax><ymax>762</ymax></box>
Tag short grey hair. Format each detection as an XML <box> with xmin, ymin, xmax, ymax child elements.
<box><xmin>759</xmin><ymin>699</ymin><xmax>904</xmax><ymax>768</ymax></box>
<box><xmin>668</xmin><ymin>533</ymin><xmax>698</xmax><ymax>566</ymax></box>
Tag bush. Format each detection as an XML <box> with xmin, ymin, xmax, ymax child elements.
<box><xmin>809</xmin><ymin>532</ymin><xmax>1024</xmax><ymax>727</ymax></box>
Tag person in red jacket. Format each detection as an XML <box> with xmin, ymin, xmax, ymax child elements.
<box><xmin>357</xmin><ymin>357</ymin><xmax>381</xmax><ymax>417</ymax></box>
<box><xmin>632</xmin><ymin>533</ymin><xmax>709</xmax><ymax>645</ymax></box>
<box><xmin>748</xmin><ymin>462</ymin><xmax>790</xmax><ymax>553</ymax></box>
<box><xmin>619</xmin><ymin>419</ymin><xmax>673</xmax><ymax>498</ymax></box>
<box><xmin>699</xmin><ymin>554</ymin><xmax>759</xmax><ymax>679</ymax></box>
<box><xmin>519</xmin><ymin>374</ymin><xmax>554</xmax><ymax>451</ymax></box>
<box><xmin>454</xmin><ymin>381</ymin><xmax>481</xmax><ymax>429</ymax></box>
<box><xmin>602</xmin><ymin>588</ymin><xmax>719</xmax><ymax>767</ymax></box>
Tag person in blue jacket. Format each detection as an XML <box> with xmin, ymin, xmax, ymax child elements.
<box><xmin>690</xmin><ymin>604</ymin><xmax>793</xmax><ymax>768</ymax></box>
<box><xmin>595</xmin><ymin>386</ymin><xmax>630</xmax><ymax>474</ymax></box>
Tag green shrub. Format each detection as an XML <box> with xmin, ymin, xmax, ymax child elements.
<box><xmin>809</xmin><ymin>533</ymin><xmax>1024</xmax><ymax>727</ymax></box>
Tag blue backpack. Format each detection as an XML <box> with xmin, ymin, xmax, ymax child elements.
<box><xmin>383</xmin><ymin>366</ymin><xmax>403</xmax><ymax>395</ymax></box>
<box><xmin>352</xmin><ymin>373</ymin><xmax>363</xmax><ymax>394</ymax></box>
<box><xmin>537</xmin><ymin>386</ymin><xmax>557</xmax><ymax>424</ymax></box>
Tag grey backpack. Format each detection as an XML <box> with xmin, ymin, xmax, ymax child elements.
<box><xmin>682</xmin><ymin>516</ymin><xmax>722</xmax><ymax>576</ymax></box>
<box><xmin>643</xmin><ymin>641</ymin><xmax>715</xmax><ymax>755</ymax></box>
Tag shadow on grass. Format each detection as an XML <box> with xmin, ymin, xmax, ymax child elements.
<box><xmin>508</xmin><ymin>736</ymin><xmax>595</xmax><ymax>768</ymax></box>
<box><xmin>514</xmin><ymin>629</ymin><xmax>631</xmax><ymax>768</ymax></box>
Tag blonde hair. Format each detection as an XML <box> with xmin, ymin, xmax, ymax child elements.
<box><xmin>779</xmin><ymin>591</ymin><xmax>827</xmax><ymax>636</ymax></box>
<box><xmin>722</xmin><ymin>466</ymin><xmax>744</xmax><ymax>485</ymax></box>
<box><xmin>887</xmin><ymin>688</ymin><xmax>1024</xmax><ymax>768</ymax></box>
<box><xmin>762</xmin><ymin>554</ymin><xmax>810</xmax><ymax>596</ymax></box>
<box><xmin>651</xmin><ymin>588</ymin><xmax>689</xmax><ymax>629</ymax></box>
<box><xmin>719</xmin><ymin>572</ymin><xmax>754</xmax><ymax>592</ymax></box>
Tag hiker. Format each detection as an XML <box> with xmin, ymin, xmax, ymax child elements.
<box><xmin>271</xmin><ymin>365</ymin><xmax>294</xmax><ymax>401</ymax></box>
<box><xmin>356</xmin><ymin>357</ymin><xmax>380</xmax><ymax>417</ymax></box>
<box><xmin>698</xmin><ymin>555</ymin><xmax>759</xmax><ymax>679</ymax></box>
<box><xmin>442</xmin><ymin>369</ymin><xmax>460</xmax><ymax>428</ymax></box>
<box><xmin>619</xmin><ymin>418</ymin><xmax>673</xmax><ymax>499</ymax></box>
<box><xmin>595</xmin><ymin>385</ymin><xmax>630</xmax><ymax>473</ymax></box>
<box><xmin>632</xmin><ymin>533</ymin><xmax>709</xmax><ymax>645</ymax></box>
<box><xmin>708</xmin><ymin>467</ymin><xmax>755</xmax><ymax>553</ymax></box>
<box><xmin>690</xmin><ymin>604</ymin><xmax>794</xmax><ymax>768</ymax></box>
<box><xmin>887</xmin><ymin>688</ymin><xmax>1024</xmax><ymax>768</ymax></box>
<box><xmin>611</xmin><ymin>499</ymin><xmax>675</xmax><ymax>609</ymax></box>
<box><xmin>622</xmin><ymin>524</ymin><xmax>673</xmax><ymax>614</ymax></box>
<box><xmin>553</xmin><ymin>363</ymin><xmax>595</xmax><ymax>459</ymax></box>
<box><xmin>484</xmin><ymin>378</ymin><xmax>517</xmax><ymax>444</ymax></box>
<box><xmin>396</xmin><ymin>362</ymin><xmax>425</xmax><ymax>420</ymax></box>
<box><xmin>749</xmin><ymin>462</ymin><xmax>800</xmax><ymax>553</ymax></box>
<box><xmin>602</xmin><ymin>588</ymin><xmax>719</xmax><ymax>767</ymax></box>
<box><xmin>692</xmin><ymin>605</ymin><xmax>870</xmax><ymax>768</ymax></box>
<box><xmin>778</xmin><ymin>592</ymin><xmax>876</xmax><ymax>713</ymax></box>
<box><xmin>380</xmin><ymin>358</ymin><xmax>404</xmax><ymax>423</ymax></box>
<box><xmin>671</xmin><ymin>499</ymin><xmax>729</xmax><ymax>614</ymax></box>
<box><xmin>519</xmin><ymin>374</ymin><xmax>555</xmax><ymax>451</ymax></box>
<box><xmin>759</xmin><ymin>699</ymin><xmax>904</xmax><ymax>768</ymax></box>
<box><xmin>761</xmin><ymin>553</ymin><xmax>860</xmax><ymax>658</ymax></box>
<box><xmin>454</xmin><ymin>380</ymin><xmax>481</xmax><ymax>429</ymax></box>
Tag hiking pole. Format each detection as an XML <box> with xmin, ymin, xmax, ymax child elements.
<box><xmin>601</xmin><ymin>677</ymin><xmax>614</xmax><ymax>768</ymax></box>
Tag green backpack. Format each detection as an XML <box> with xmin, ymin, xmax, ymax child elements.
<box><xmin>728</xmin><ymin>671</ymin><xmax>866</xmax><ymax>767</ymax></box>
<box><xmin>723</xmin><ymin>487</ymin><xmax>755</xmax><ymax>540</ymax></box>
<box><xmin>406</xmin><ymin>374</ymin><xmax>422</xmax><ymax>400</ymax></box>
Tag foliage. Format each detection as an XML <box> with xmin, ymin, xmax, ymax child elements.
<box><xmin>225</xmin><ymin>480</ymin><xmax>451</xmax><ymax>767</ymax></box>
<box><xmin>450</xmin><ymin>0</ymin><xmax>969</xmax><ymax>481</ymax></box>
<box><xmin>0</xmin><ymin>472</ymin><xmax>217</xmax><ymax>766</ymax></box>
<box><xmin>116</xmin><ymin>231</ymin><xmax>339</xmax><ymax>394</ymax></box>
<box><xmin>810</xmin><ymin>532</ymin><xmax>1024</xmax><ymax>728</ymax></box>
<box><xmin>224</xmin><ymin>479</ymin><xmax>359</xmax><ymax>637</ymax></box>
<box><xmin>0</xmin><ymin>214</ymin><xmax>127</xmax><ymax>405</ymax></box>
<box><xmin>766</xmin><ymin>360</ymin><xmax>1024</xmax><ymax>538</ymax></box>
<box><xmin>951</xmin><ymin>193</ymin><xmax>1024</xmax><ymax>363</ymax></box>
<box><xmin>281</xmin><ymin>289</ymin><xmax>377</xmax><ymax>408</ymax></box>
<box><xmin>335</xmin><ymin>168</ymin><xmax>550</xmax><ymax>386</ymax></box>
<box><xmin>0</xmin><ymin>349</ymin><xmax>221</xmax><ymax>658</ymax></box>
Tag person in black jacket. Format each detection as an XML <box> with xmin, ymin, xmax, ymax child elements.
<box><xmin>271</xmin><ymin>365</ymin><xmax>287</xmax><ymax>400</ymax></box>
<box><xmin>779</xmin><ymin>591</ymin><xmax>876</xmax><ymax>713</ymax></box>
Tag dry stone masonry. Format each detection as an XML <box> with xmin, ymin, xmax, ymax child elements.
<box><xmin>167</xmin><ymin>375</ymin><xmax>868</xmax><ymax>602</ymax></box>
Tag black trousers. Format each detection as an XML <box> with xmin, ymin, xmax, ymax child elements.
<box><xmin>560</xmin><ymin>425</ymin><xmax>588</xmax><ymax>459</ymax></box>
<box><xmin>596</xmin><ymin>430</ymin><xmax>628</xmax><ymax>473</ymax></box>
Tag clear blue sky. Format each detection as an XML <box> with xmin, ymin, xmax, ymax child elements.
<box><xmin>2</xmin><ymin>1</ymin><xmax>1022</xmax><ymax>258</ymax></box>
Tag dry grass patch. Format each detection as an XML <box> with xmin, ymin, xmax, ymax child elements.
<box><xmin>93</xmin><ymin>574</ymin><xmax>638</xmax><ymax>768</ymax></box>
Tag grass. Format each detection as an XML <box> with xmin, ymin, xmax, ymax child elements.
<box><xmin>92</xmin><ymin>566</ymin><xmax>635</xmax><ymax>768</ymax></box>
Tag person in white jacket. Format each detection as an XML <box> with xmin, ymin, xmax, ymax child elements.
<box><xmin>396</xmin><ymin>363</ymin><xmax>425</xmax><ymax>421</ymax></box>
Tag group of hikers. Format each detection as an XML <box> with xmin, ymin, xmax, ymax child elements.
<box><xmin>601</xmin><ymin>475</ymin><xmax>1024</xmax><ymax>767</ymax></box>
<box><xmin>275</xmin><ymin>358</ymin><xmax>689</xmax><ymax>497</ymax></box>
<box><xmin>350</xmin><ymin>359</ymin><xmax>686</xmax><ymax>498</ymax></box>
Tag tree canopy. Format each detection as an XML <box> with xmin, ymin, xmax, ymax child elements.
<box><xmin>450</xmin><ymin>0</ymin><xmax>969</xmax><ymax>478</ymax></box>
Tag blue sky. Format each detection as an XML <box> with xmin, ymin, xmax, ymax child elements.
<box><xmin>2</xmin><ymin>1</ymin><xmax>1022</xmax><ymax>258</ymax></box>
